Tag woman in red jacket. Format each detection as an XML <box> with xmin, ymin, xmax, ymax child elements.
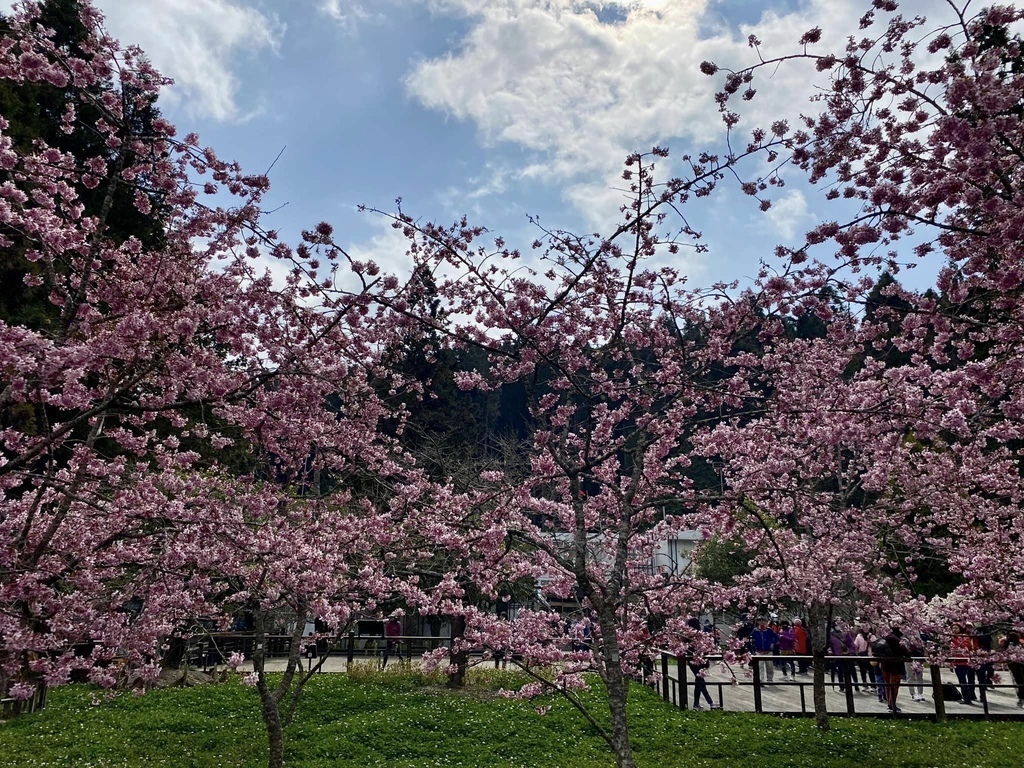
<box><xmin>793</xmin><ymin>618</ymin><xmax>810</xmax><ymax>676</ymax></box>
<box><xmin>950</xmin><ymin>623</ymin><xmax>979</xmax><ymax>705</ymax></box>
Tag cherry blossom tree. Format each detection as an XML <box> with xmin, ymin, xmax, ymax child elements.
<box><xmin>0</xmin><ymin>0</ymin><xmax>401</xmax><ymax>733</ymax></box>
<box><xmin>703</xmin><ymin>0</ymin><xmax>1024</xmax><ymax>682</ymax></box>
<box><xmin>0</xmin><ymin>6</ymin><xmax>432</xmax><ymax>768</ymax></box>
<box><xmin>0</xmin><ymin>0</ymin><xmax>272</xmax><ymax>701</ymax></box>
<box><xmin>693</xmin><ymin>317</ymin><xmax>932</xmax><ymax>728</ymax></box>
<box><xmin>362</xmin><ymin>149</ymin><xmax>781</xmax><ymax>768</ymax></box>
<box><xmin>7</xmin><ymin>3</ymin><xmax>1024</xmax><ymax>768</ymax></box>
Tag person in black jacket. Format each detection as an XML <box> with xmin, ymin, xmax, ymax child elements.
<box><xmin>877</xmin><ymin>628</ymin><xmax>909</xmax><ymax>713</ymax></box>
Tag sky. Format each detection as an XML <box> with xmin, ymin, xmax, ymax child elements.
<box><xmin>74</xmin><ymin>0</ymin><xmax>962</xmax><ymax>290</ymax></box>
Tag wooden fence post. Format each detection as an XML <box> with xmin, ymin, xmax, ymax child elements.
<box><xmin>661</xmin><ymin>653</ymin><xmax>670</xmax><ymax>702</ymax></box>
<box><xmin>752</xmin><ymin>656</ymin><xmax>763</xmax><ymax>714</ymax></box>
<box><xmin>930</xmin><ymin>665</ymin><xmax>946</xmax><ymax>722</ymax></box>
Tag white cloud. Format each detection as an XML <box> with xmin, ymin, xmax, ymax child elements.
<box><xmin>465</xmin><ymin>165</ymin><xmax>509</xmax><ymax>200</ymax></box>
<box><xmin>319</xmin><ymin>0</ymin><xmax>385</xmax><ymax>33</ymax></box>
<box><xmin>401</xmin><ymin>0</ymin><xmax>960</xmax><ymax>225</ymax></box>
<box><xmin>406</xmin><ymin>0</ymin><xmax>720</xmax><ymax>180</ymax></box>
<box><xmin>95</xmin><ymin>0</ymin><xmax>284</xmax><ymax>121</ymax></box>
<box><xmin>765</xmin><ymin>189</ymin><xmax>814</xmax><ymax>241</ymax></box>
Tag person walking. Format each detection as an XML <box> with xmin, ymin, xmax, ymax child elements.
<box><xmin>689</xmin><ymin>658</ymin><xmax>716</xmax><ymax>710</ymax></box>
<box><xmin>382</xmin><ymin>615</ymin><xmax>404</xmax><ymax>668</ymax></box>
<box><xmin>685</xmin><ymin>616</ymin><xmax>717</xmax><ymax>710</ymax></box>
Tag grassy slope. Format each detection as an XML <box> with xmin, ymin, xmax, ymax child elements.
<box><xmin>0</xmin><ymin>670</ymin><xmax>1020</xmax><ymax>767</ymax></box>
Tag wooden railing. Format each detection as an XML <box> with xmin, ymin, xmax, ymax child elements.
<box><xmin>0</xmin><ymin>681</ymin><xmax>46</xmax><ymax>719</ymax></box>
<box><xmin>185</xmin><ymin>632</ymin><xmax>453</xmax><ymax>670</ymax></box>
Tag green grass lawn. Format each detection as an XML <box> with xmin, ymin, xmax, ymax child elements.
<box><xmin>1</xmin><ymin>668</ymin><xmax>1021</xmax><ymax>767</ymax></box>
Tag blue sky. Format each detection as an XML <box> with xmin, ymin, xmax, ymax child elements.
<box><xmin>87</xmin><ymin>0</ymin><xmax>952</xmax><ymax>291</ymax></box>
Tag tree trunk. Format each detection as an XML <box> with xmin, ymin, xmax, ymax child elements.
<box><xmin>257</xmin><ymin>679</ymin><xmax>285</xmax><ymax>768</ymax></box>
<box><xmin>252</xmin><ymin>610</ymin><xmax>307</xmax><ymax>768</ymax></box>
<box><xmin>808</xmin><ymin>604</ymin><xmax>830</xmax><ymax>731</ymax></box>
<box><xmin>604</xmin><ymin>664</ymin><xmax>637</xmax><ymax>768</ymax></box>
<box><xmin>161</xmin><ymin>636</ymin><xmax>187</xmax><ymax>668</ymax></box>
<box><xmin>597</xmin><ymin>612</ymin><xmax>637</xmax><ymax>768</ymax></box>
<box><xmin>447</xmin><ymin>615</ymin><xmax>467</xmax><ymax>689</ymax></box>
<box><xmin>252</xmin><ymin>616</ymin><xmax>285</xmax><ymax>768</ymax></box>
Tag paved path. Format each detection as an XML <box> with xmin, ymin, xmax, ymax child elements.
<box><xmin>661</xmin><ymin>663</ymin><xmax>1023</xmax><ymax>716</ymax></box>
<box><xmin>262</xmin><ymin>655</ymin><xmax>355</xmax><ymax>674</ymax></box>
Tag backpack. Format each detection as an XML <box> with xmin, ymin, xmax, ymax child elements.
<box><xmin>871</xmin><ymin>639</ymin><xmax>891</xmax><ymax>658</ymax></box>
<box><xmin>941</xmin><ymin>683</ymin><xmax>963</xmax><ymax>702</ymax></box>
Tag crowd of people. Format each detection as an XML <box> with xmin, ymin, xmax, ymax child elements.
<box><xmin>732</xmin><ymin>617</ymin><xmax>1024</xmax><ymax>714</ymax></box>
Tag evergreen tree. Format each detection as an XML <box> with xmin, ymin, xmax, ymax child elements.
<box><xmin>0</xmin><ymin>0</ymin><xmax>166</xmax><ymax>334</ymax></box>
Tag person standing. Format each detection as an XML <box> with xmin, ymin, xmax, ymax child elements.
<box><xmin>778</xmin><ymin>621</ymin><xmax>797</xmax><ymax>680</ymax></box>
<box><xmin>854</xmin><ymin>625</ymin><xmax>875</xmax><ymax>695</ymax></box>
<box><xmin>750</xmin><ymin>618</ymin><xmax>778</xmax><ymax>683</ymax></box>
<box><xmin>977</xmin><ymin>624</ymin><xmax>995</xmax><ymax>693</ymax></box>
<box><xmin>950</xmin><ymin>623</ymin><xmax>978</xmax><ymax>705</ymax></box>
<box><xmin>793</xmin><ymin>618</ymin><xmax>810</xmax><ymax>676</ymax></box>
<box><xmin>1000</xmin><ymin>631</ymin><xmax>1024</xmax><ymax>709</ymax></box>
<box><xmin>842</xmin><ymin>625</ymin><xmax>862</xmax><ymax>693</ymax></box>
<box><xmin>382</xmin><ymin>616</ymin><xmax>404</xmax><ymax>668</ymax></box>
<box><xmin>303</xmin><ymin>632</ymin><xmax>318</xmax><ymax>673</ymax></box>
<box><xmin>829</xmin><ymin>625</ymin><xmax>861</xmax><ymax>692</ymax></box>
<box><xmin>858</xmin><ymin>625</ymin><xmax>886</xmax><ymax>701</ymax></box>
<box><xmin>879</xmin><ymin>629</ymin><xmax>909</xmax><ymax>713</ymax></box>
<box><xmin>736</xmin><ymin>620</ymin><xmax>755</xmax><ymax>654</ymax></box>
<box><xmin>904</xmin><ymin>629</ymin><xmax>926</xmax><ymax>702</ymax></box>
<box><xmin>768</xmin><ymin>614</ymin><xmax>782</xmax><ymax>677</ymax></box>
<box><xmin>829</xmin><ymin>627</ymin><xmax>847</xmax><ymax>690</ymax></box>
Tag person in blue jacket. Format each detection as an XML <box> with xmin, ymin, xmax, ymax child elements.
<box><xmin>750</xmin><ymin>617</ymin><xmax>779</xmax><ymax>683</ymax></box>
